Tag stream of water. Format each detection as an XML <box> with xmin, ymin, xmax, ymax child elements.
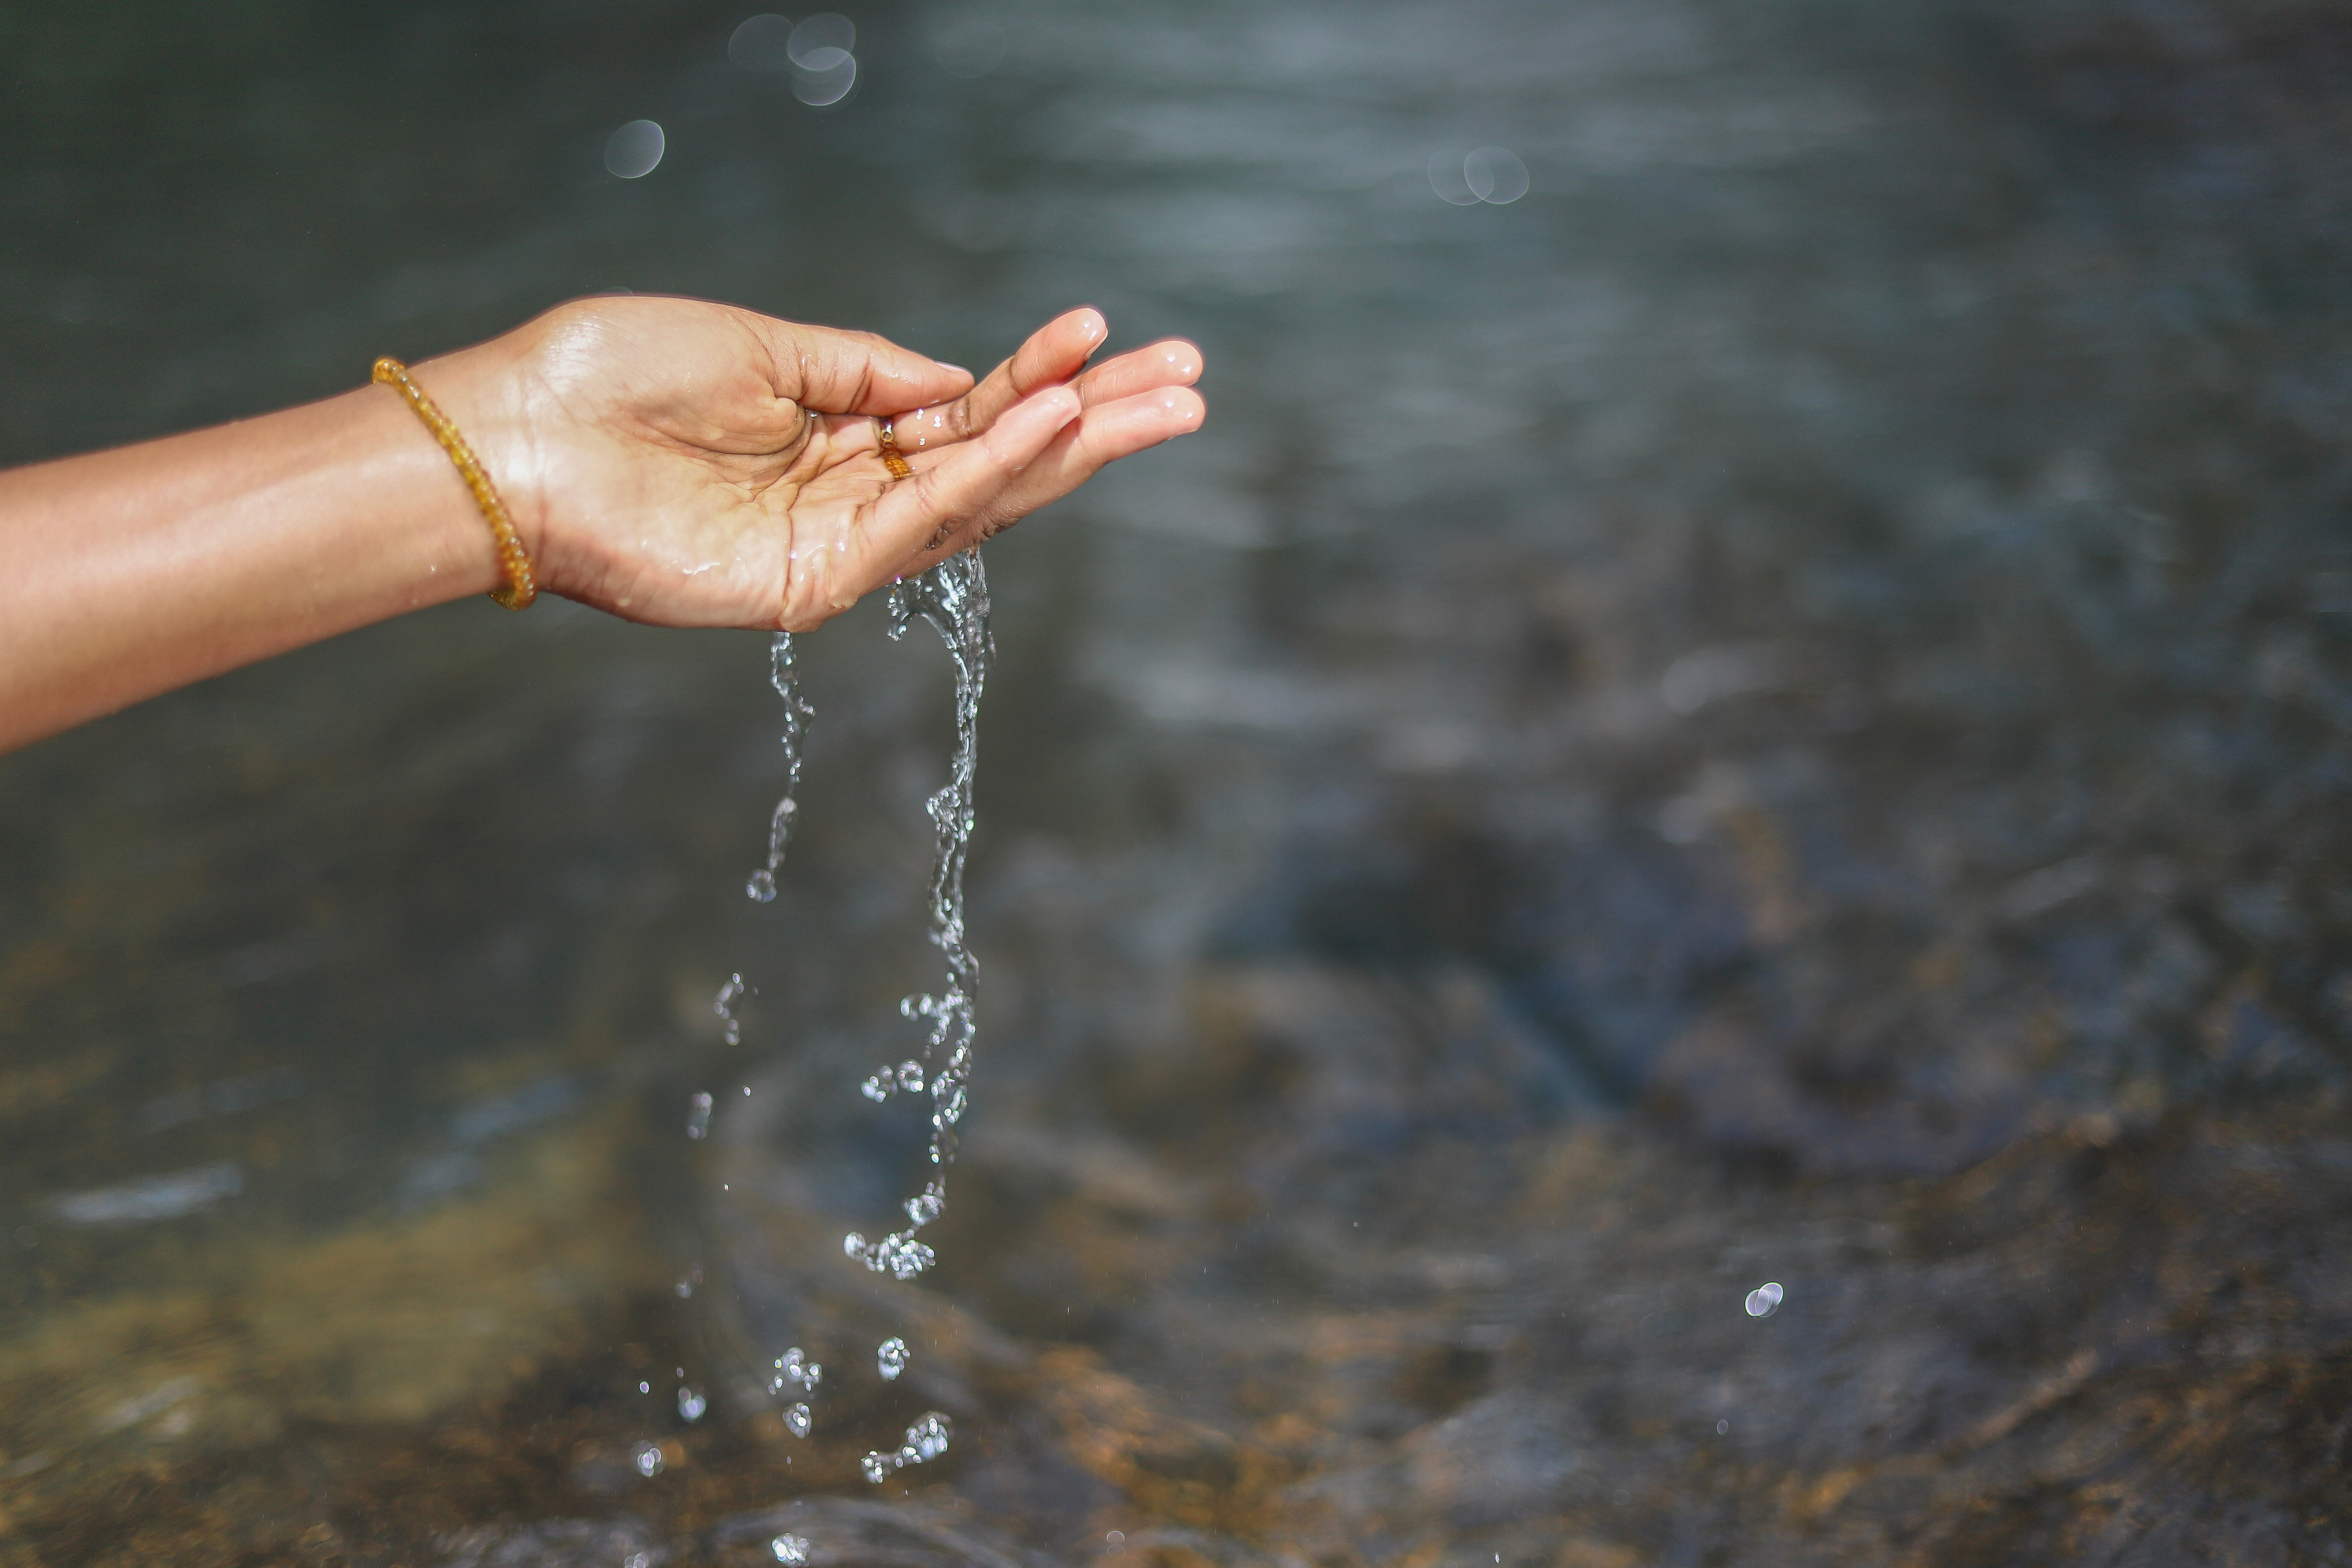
<box><xmin>734</xmin><ymin>554</ymin><xmax>991</xmax><ymax>1482</ymax></box>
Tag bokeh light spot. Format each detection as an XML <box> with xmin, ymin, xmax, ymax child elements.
<box><xmin>1466</xmin><ymin>145</ymin><xmax>1530</xmax><ymax>203</ymax></box>
<box><xmin>729</xmin><ymin>14</ymin><xmax>796</xmax><ymax>72</ymax></box>
<box><xmin>604</xmin><ymin>120</ymin><xmax>665</xmax><ymax>179</ymax></box>
<box><xmin>787</xmin><ymin>13</ymin><xmax>855</xmax><ymax>68</ymax></box>
<box><xmin>793</xmin><ymin>53</ymin><xmax>857</xmax><ymax>106</ymax></box>
<box><xmin>1429</xmin><ymin>150</ymin><xmax>1479</xmax><ymax>205</ymax></box>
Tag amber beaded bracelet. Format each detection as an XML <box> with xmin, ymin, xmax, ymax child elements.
<box><xmin>372</xmin><ymin>357</ymin><xmax>537</xmax><ymax>610</ymax></box>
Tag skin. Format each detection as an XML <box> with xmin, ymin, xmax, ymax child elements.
<box><xmin>0</xmin><ymin>296</ymin><xmax>1206</xmax><ymax>755</ymax></box>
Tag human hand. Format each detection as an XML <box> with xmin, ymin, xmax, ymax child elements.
<box><xmin>423</xmin><ymin>296</ymin><xmax>1204</xmax><ymax>630</ymax></box>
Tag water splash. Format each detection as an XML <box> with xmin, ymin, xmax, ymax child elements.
<box><xmin>860</xmin><ymin>1058</ymin><xmax>926</xmax><ymax>1102</ymax></box>
<box><xmin>861</xmin><ymin>1411</ymin><xmax>954</xmax><ymax>1484</ymax></box>
<box><xmin>770</xmin><ymin>1347</ymin><xmax>821</xmax><ymax>1393</ymax></box>
<box><xmin>714</xmin><ymin>975</ymin><xmax>746</xmax><ymax>1046</ymax></box>
<box><xmin>842</xmin><ymin>555</ymin><xmax>991</xmax><ymax>1281</ymax></box>
<box><xmin>747</xmin><ymin>632</ymin><xmax>816</xmax><ymax>904</ymax></box>
<box><xmin>736</xmin><ymin>557</ymin><xmax>991</xmax><ymax>1453</ymax></box>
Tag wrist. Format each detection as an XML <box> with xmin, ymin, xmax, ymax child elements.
<box><xmin>403</xmin><ymin>335</ymin><xmax>556</xmax><ymax>601</ymax></box>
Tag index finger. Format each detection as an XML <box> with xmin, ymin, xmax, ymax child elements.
<box><xmin>735</xmin><ymin>310</ymin><xmax>978</xmax><ymax>417</ymax></box>
<box><xmin>883</xmin><ymin>308</ymin><xmax>1108</xmax><ymax>455</ymax></box>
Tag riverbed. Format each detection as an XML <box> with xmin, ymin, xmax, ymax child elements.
<box><xmin>3</xmin><ymin>0</ymin><xmax>2349</xmax><ymax>1562</ymax></box>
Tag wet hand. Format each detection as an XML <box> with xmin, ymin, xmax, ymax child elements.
<box><xmin>428</xmin><ymin>296</ymin><xmax>1204</xmax><ymax>631</ymax></box>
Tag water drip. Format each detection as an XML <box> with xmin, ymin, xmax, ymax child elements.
<box><xmin>737</xmin><ymin>556</ymin><xmax>992</xmax><ymax>1460</ymax></box>
<box><xmin>842</xmin><ymin>555</ymin><xmax>991</xmax><ymax>1280</ymax></box>
<box><xmin>747</xmin><ymin>632</ymin><xmax>816</xmax><ymax>903</ymax></box>
<box><xmin>861</xmin><ymin>1411</ymin><xmax>954</xmax><ymax>1484</ymax></box>
<box><xmin>713</xmin><ymin>974</ymin><xmax>745</xmax><ymax>1046</ymax></box>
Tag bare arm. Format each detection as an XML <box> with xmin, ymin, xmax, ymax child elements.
<box><xmin>0</xmin><ymin>296</ymin><xmax>1205</xmax><ymax>754</ymax></box>
<box><xmin>0</xmin><ymin>379</ymin><xmax>511</xmax><ymax>750</ymax></box>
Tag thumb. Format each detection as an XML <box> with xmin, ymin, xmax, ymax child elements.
<box><xmin>740</xmin><ymin>312</ymin><xmax>976</xmax><ymax>416</ymax></box>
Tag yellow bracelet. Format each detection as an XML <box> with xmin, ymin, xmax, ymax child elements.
<box><xmin>372</xmin><ymin>357</ymin><xmax>537</xmax><ymax>610</ymax></box>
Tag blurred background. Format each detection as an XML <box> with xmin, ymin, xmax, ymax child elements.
<box><xmin>3</xmin><ymin>0</ymin><xmax>2351</xmax><ymax>1563</ymax></box>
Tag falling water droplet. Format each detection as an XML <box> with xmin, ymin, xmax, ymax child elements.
<box><xmin>1745</xmin><ymin>1281</ymin><xmax>1784</xmax><ymax>1318</ymax></box>
<box><xmin>770</xmin><ymin>1536</ymin><xmax>810</xmax><ymax>1566</ymax></box>
<box><xmin>783</xmin><ymin>1403</ymin><xmax>812</xmax><ymax>1438</ymax></box>
<box><xmin>876</xmin><ymin>1338</ymin><xmax>908</xmax><ymax>1380</ymax></box>
<box><xmin>677</xmin><ymin>1386</ymin><xmax>707</xmax><ymax>1422</ymax></box>
<box><xmin>713</xmin><ymin>973</ymin><xmax>748</xmax><ymax>1044</ymax></box>
<box><xmin>773</xmin><ymin>1347</ymin><xmax>821</xmax><ymax>1390</ymax></box>
<box><xmin>747</xmin><ymin>633</ymin><xmax>815</xmax><ymax>902</ymax></box>
<box><xmin>686</xmin><ymin>1091</ymin><xmax>713</xmax><ymax>1141</ymax></box>
<box><xmin>861</xmin><ymin>1451</ymin><xmax>894</xmax><ymax>1484</ymax></box>
<box><xmin>905</xmin><ymin>1411</ymin><xmax>952</xmax><ymax>1461</ymax></box>
<box><xmin>631</xmin><ymin>1441</ymin><xmax>665</xmax><ymax>1478</ymax></box>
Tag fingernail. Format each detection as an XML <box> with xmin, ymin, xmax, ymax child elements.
<box><xmin>935</xmin><ymin>361</ymin><xmax>971</xmax><ymax>377</ymax></box>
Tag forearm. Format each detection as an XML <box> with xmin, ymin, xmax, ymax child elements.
<box><xmin>0</xmin><ymin>378</ymin><xmax>503</xmax><ymax>753</ymax></box>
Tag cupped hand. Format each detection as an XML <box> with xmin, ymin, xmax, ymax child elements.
<box><xmin>427</xmin><ymin>296</ymin><xmax>1204</xmax><ymax>630</ymax></box>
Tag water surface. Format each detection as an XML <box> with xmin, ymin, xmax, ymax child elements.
<box><xmin>3</xmin><ymin>0</ymin><xmax>2350</xmax><ymax>1562</ymax></box>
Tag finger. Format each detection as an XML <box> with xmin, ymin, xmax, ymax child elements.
<box><xmin>879</xmin><ymin>330</ymin><xmax>1194</xmax><ymax>460</ymax></box>
<box><xmin>734</xmin><ymin>309</ymin><xmax>976</xmax><ymax>418</ymax></box>
<box><xmin>1070</xmin><ymin>338</ymin><xmax>1203</xmax><ymax>410</ymax></box>
<box><xmin>857</xmin><ymin>385</ymin><xmax>1085</xmax><ymax>582</ymax></box>
<box><xmin>884</xmin><ymin>308</ymin><xmax>1106</xmax><ymax>455</ymax></box>
<box><xmin>903</xmin><ymin>384</ymin><xmax>1205</xmax><ymax>568</ymax></box>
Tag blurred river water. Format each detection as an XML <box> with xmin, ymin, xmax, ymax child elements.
<box><xmin>3</xmin><ymin>0</ymin><xmax>2351</xmax><ymax>1563</ymax></box>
